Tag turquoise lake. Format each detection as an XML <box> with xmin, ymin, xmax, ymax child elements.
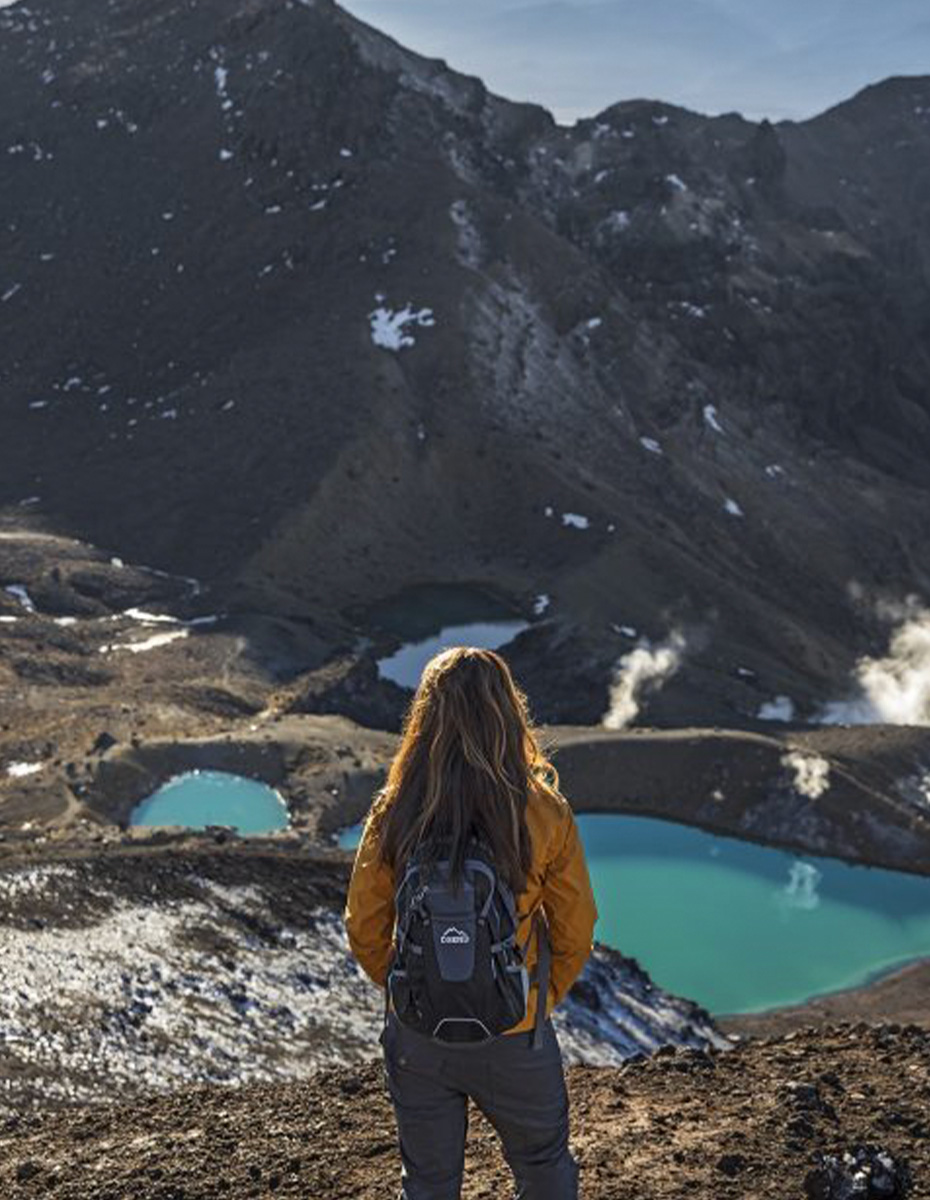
<box><xmin>130</xmin><ymin>769</ymin><xmax>290</xmax><ymax>835</ymax></box>
<box><xmin>338</xmin><ymin>812</ymin><xmax>930</xmax><ymax>1015</ymax></box>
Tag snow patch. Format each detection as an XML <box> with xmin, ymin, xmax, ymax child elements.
<box><xmin>99</xmin><ymin>629</ymin><xmax>190</xmax><ymax>654</ymax></box>
<box><xmin>561</xmin><ymin>512</ymin><xmax>589</xmax><ymax>529</ymax></box>
<box><xmin>4</xmin><ymin>583</ymin><xmax>36</xmax><ymax>612</ymax></box>
<box><xmin>703</xmin><ymin>403</ymin><xmax>724</xmax><ymax>433</ymax></box>
<box><xmin>639</xmin><ymin>436</ymin><xmax>662</xmax><ymax>455</ymax></box>
<box><xmin>6</xmin><ymin>761</ymin><xmax>43</xmax><ymax>778</ymax></box>
<box><xmin>369</xmin><ymin>303</ymin><xmax>436</xmax><ymax>351</ymax></box>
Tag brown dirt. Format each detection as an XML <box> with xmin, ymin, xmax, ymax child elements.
<box><xmin>1</xmin><ymin>1022</ymin><xmax>927</xmax><ymax>1199</ymax></box>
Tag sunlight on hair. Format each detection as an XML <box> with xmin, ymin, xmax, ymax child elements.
<box><xmin>372</xmin><ymin>646</ymin><xmax>562</xmax><ymax>892</ymax></box>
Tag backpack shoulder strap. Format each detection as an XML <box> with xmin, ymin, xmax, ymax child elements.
<box><xmin>530</xmin><ymin>909</ymin><xmax>551</xmax><ymax>1051</ymax></box>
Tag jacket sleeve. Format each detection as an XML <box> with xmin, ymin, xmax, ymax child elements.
<box><xmin>344</xmin><ymin>814</ymin><xmax>396</xmax><ymax>988</ymax></box>
<box><xmin>540</xmin><ymin>800</ymin><xmax>598</xmax><ymax>1008</ymax></box>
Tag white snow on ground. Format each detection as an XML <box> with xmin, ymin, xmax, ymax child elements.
<box><xmin>765</xmin><ymin>463</ymin><xmax>785</xmax><ymax>478</ymax></box>
<box><xmin>758</xmin><ymin>694</ymin><xmax>795</xmax><ymax>721</ymax></box>
<box><xmin>703</xmin><ymin>403</ymin><xmax>724</xmax><ymax>433</ymax></box>
<box><xmin>369</xmin><ymin>303</ymin><xmax>436</xmax><ymax>350</ymax></box>
<box><xmin>0</xmin><ymin>870</ymin><xmax>732</xmax><ymax>1111</ymax></box>
<box><xmin>121</xmin><ymin>606</ymin><xmax>182</xmax><ymax>624</ymax></box>
<box><xmin>5</xmin><ymin>762</ymin><xmax>43</xmax><ymax>778</ymax></box>
<box><xmin>213</xmin><ymin>64</ymin><xmax>232</xmax><ymax>111</ymax></box>
<box><xmin>723</xmin><ymin>497</ymin><xmax>744</xmax><ymax>517</ymax></box>
<box><xmin>639</xmin><ymin>436</ymin><xmax>663</xmax><ymax>454</ymax></box>
<box><xmin>780</xmin><ymin>749</ymin><xmax>831</xmax><ymax>799</ymax></box>
<box><xmin>532</xmin><ymin>593</ymin><xmax>550</xmax><ymax>616</ymax></box>
<box><xmin>0</xmin><ymin>863</ymin><xmax>74</xmax><ymax>893</ymax></box>
<box><xmin>607</xmin><ymin>209</ymin><xmax>631</xmax><ymax>232</ymax></box>
<box><xmin>665</xmin><ymin>173</ymin><xmax>687</xmax><ymax>191</ymax></box>
<box><xmin>586</xmin><ymin>316</ymin><xmax>602</xmax><ymax>330</ymax></box>
<box><xmin>561</xmin><ymin>512</ymin><xmax>589</xmax><ymax>529</ymax></box>
<box><xmin>99</xmin><ymin>629</ymin><xmax>190</xmax><ymax>654</ymax></box>
<box><xmin>0</xmin><ymin>615</ymin><xmax>18</xmax><ymax>623</ymax></box>
<box><xmin>603</xmin><ymin>630</ymin><xmax>687</xmax><ymax>729</ymax></box>
<box><xmin>4</xmin><ymin>583</ymin><xmax>36</xmax><ymax>611</ymax></box>
<box><xmin>2</xmin><ymin>283</ymin><xmax>22</xmax><ymax>302</ymax></box>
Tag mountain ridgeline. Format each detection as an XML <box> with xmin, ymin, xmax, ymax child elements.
<box><xmin>2</xmin><ymin>0</ymin><xmax>930</xmax><ymax>722</ymax></box>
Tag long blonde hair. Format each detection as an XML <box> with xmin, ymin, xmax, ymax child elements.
<box><xmin>370</xmin><ymin>646</ymin><xmax>561</xmax><ymax>892</ymax></box>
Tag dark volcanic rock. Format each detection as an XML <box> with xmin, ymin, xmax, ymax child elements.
<box><xmin>804</xmin><ymin>1144</ymin><xmax>913</xmax><ymax>1199</ymax></box>
<box><xmin>281</xmin><ymin>652</ymin><xmax>410</xmax><ymax>732</ymax></box>
<box><xmin>2</xmin><ymin>0</ymin><xmax>930</xmax><ymax>722</ymax></box>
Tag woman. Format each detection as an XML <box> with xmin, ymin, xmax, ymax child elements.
<box><xmin>345</xmin><ymin>645</ymin><xmax>598</xmax><ymax>1200</ymax></box>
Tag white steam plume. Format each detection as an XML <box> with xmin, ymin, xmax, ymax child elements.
<box><xmin>602</xmin><ymin>629</ymin><xmax>687</xmax><ymax>730</ymax></box>
<box><xmin>780</xmin><ymin>749</ymin><xmax>831</xmax><ymax>799</ymax></box>
<box><xmin>817</xmin><ymin>595</ymin><xmax>930</xmax><ymax>725</ymax></box>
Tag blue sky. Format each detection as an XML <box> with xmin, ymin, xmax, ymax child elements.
<box><xmin>341</xmin><ymin>0</ymin><xmax>930</xmax><ymax>123</ymax></box>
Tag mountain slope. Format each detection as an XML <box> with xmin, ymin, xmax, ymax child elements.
<box><xmin>3</xmin><ymin>0</ymin><xmax>930</xmax><ymax>722</ymax></box>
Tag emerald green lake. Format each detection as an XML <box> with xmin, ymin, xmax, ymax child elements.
<box><xmin>337</xmin><ymin>812</ymin><xmax>930</xmax><ymax>1015</ymax></box>
<box><xmin>130</xmin><ymin>769</ymin><xmax>289</xmax><ymax>835</ymax></box>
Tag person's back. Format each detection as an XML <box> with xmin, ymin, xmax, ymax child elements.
<box><xmin>344</xmin><ymin>645</ymin><xmax>598</xmax><ymax>1200</ymax></box>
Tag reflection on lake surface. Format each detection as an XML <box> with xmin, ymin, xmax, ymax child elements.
<box><xmin>359</xmin><ymin>584</ymin><xmax>530</xmax><ymax>689</ymax></box>
<box><xmin>337</xmin><ymin>812</ymin><xmax>930</xmax><ymax>1014</ymax></box>
<box><xmin>130</xmin><ymin>769</ymin><xmax>289</xmax><ymax>835</ymax></box>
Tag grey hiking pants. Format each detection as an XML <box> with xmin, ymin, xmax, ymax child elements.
<box><xmin>379</xmin><ymin>1013</ymin><xmax>579</xmax><ymax>1200</ymax></box>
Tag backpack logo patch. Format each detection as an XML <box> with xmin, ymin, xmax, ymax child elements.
<box><xmin>440</xmin><ymin>926</ymin><xmax>470</xmax><ymax>945</ymax></box>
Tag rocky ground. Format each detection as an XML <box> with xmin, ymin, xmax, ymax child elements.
<box><xmin>1</xmin><ymin>1021</ymin><xmax>927</xmax><ymax>1199</ymax></box>
<box><xmin>0</xmin><ymin>839</ymin><xmax>733</xmax><ymax>1119</ymax></box>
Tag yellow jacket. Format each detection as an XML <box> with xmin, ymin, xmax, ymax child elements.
<box><xmin>344</xmin><ymin>785</ymin><xmax>598</xmax><ymax>1035</ymax></box>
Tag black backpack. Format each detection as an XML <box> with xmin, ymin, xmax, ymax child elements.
<box><xmin>386</xmin><ymin>835</ymin><xmax>551</xmax><ymax>1049</ymax></box>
